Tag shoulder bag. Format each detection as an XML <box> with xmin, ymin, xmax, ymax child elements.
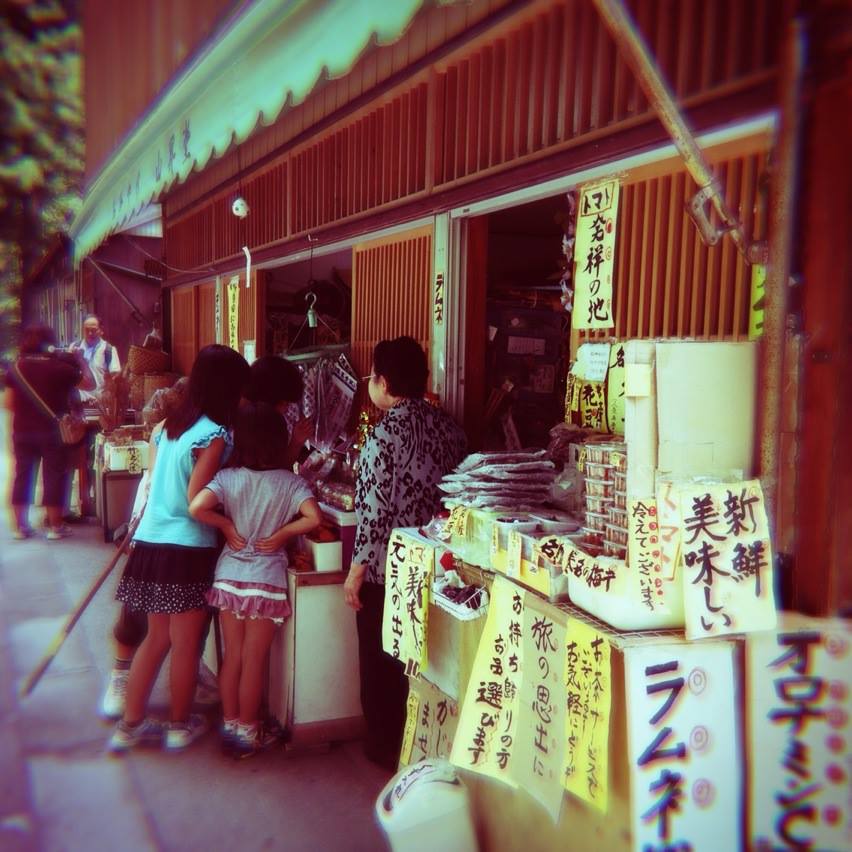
<box><xmin>12</xmin><ymin>361</ymin><xmax>88</xmax><ymax>445</ymax></box>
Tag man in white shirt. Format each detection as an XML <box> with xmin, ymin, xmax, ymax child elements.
<box><xmin>69</xmin><ymin>315</ymin><xmax>121</xmax><ymax>403</ymax></box>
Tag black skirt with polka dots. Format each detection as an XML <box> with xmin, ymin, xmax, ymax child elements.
<box><xmin>116</xmin><ymin>542</ymin><xmax>219</xmax><ymax>614</ymax></box>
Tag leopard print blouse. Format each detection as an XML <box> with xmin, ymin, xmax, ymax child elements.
<box><xmin>353</xmin><ymin>397</ymin><xmax>466</xmax><ymax>583</ymax></box>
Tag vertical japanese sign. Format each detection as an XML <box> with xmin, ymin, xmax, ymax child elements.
<box><xmin>401</xmin><ymin>678</ymin><xmax>460</xmax><ymax>767</ymax></box>
<box><xmin>227</xmin><ymin>275</ymin><xmax>240</xmax><ymax>351</ymax></box>
<box><xmin>628</xmin><ymin>499</ymin><xmax>669</xmax><ymax>614</ymax></box>
<box><xmin>625</xmin><ymin>641</ymin><xmax>741</xmax><ymax>851</ymax></box>
<box><xmin>679</xmin><ymin>479</ymin><xmax>777</xmax><ymax>639</ymax></box>
<box><xmin>564</xmin><ymin>617</ymin><xmax>612</xmax><ymax>813</ymax></box>
<box><xmin>580</xmin><ymin>381</ymin><xmax>607</xmax><ymax>430</ymax></box>
<box><xmin>382</xmin><ymin>530</ymin><xmax>434</xmax><ymax>677</ymax></box>
<box><xmin>748</xmin><ymin>263</ymin><xmax>766</xmax><ymax>341</ymax></box>
<box><xmin>572</xmin><ymin>179</ymin><xmax>620</xmax><ymax>330</ymax></box>
<box><xmin>513</xmin><ymin>595</ymin><xmax>569</xmax><ymax>821</ymax></box>
<box><xmin>452</xmin><ymin>576</ymin><xmax>525</xmax><ymax>787</ymax></box>
<box><xmin>563</xmin><ymin>538</ymin><xmax>624</xmax><ymax>596</ymax></box>
<box><xmin>655</xmin><ymin>478</ymin><xmax>684</xmax><ymax>585</ymax></box>
<box><xmin>606</xmin><ymin>342</ymin><xmax>626</xmax><ymax>435</ymax></box>
<box><xmin>747</xmin><ymin>616</ymin><xmax>852</xmax><ymax>851</ymax></box>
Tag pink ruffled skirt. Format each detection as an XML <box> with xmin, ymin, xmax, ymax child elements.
<box><xmin>205</xmin><ymin>578</ymin><xmax>292</xmax><ymax>623</ymax></box>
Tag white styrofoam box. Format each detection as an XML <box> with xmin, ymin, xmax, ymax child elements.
<box><xmin>104</xmin><ymin>441</ymin><xmax>149</xmax><ymax>472</ymax></box>
<box><xmin>622</xmin><ymin>339</ymin><xmax>658</xmax><ymax>498</ymax></box>
<box><xmin>308</xmin><ymin>538</ymin><xmax>342</xmax><ymax>572</ymax></box>
<box><xmin>655</xmin><ymin>340</ymin><xmax>756</xmax><ymax>478</ymax></box>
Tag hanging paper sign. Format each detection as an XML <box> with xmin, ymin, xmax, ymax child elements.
<box><xmin>572</xmin><ymin>179</ymin><xmax>620</xmax><ymax>330</ymax></box>
<box><xmin>513</xmin><ymin>595</ymin><xmax>569</xmax><ymax>822</ymax></box>
<box><xmin>746</xmin><ymin>615</ymin><xmax>852</xmax><ymax>851</ymax></box>
<box><xmin>573</xmin><ymin>342</ymin><xmax>612</xmax><ymax>383</ymax></box>
<box><xmin>655</xmin><ymin>477</ymin><xmax>683</xmax><ymax>583</ymax></box>
<box><xmin>679</xmin><ymin>479</ymin><xmax>777</xmax><ymax>639</ymax></box>
<box><xmin>214</xmin><ymin>279</ymin><xmax>222</xmax><ymax>344</ymax></box>
<box><xmin>579</xmin><ymin>380</ymin><xmax>607</xmax><ymax>430</ymax></box>
<box><xmin>507</xmin><ymin>530</ymin><xmax>523</xmax><ymax>578</ymax></box>
<box><xmin>625</xmin><ymin>640</ymin><xmax>741</xmax><ymax>852</ymax></box>
<box><xmin>451</xmin><ymin>576</ymin><xmax>525</xmax><ymax>786</ymax></box>
<box><xmin>434</xmin><ymin>272</ymin><xmax>445</xmax><ymax>325</ymax></box>
<box><xmin>748</xmin><ymin>263</ymin><xmax>766</xmax><ymax>341</ymax></box>
<box><xmin>563</xmin><ymin>617</ymin><xmax>612</xmax><ymax>813</ymax></box>
<box><xmin>402</xmin><ymin>678</ymin><xmax>461</xmax><ymax>767</ymax></box>
<box><xmin>562</xmin><ymin>538</ymin><xmax>623</xmax><ymax>594</ymax></box>
<box><xmin>606</xmin><ymin>342</ymin><xmax>626</xmax><ymax>435</ymax></box>
<box><xmin>628</xmin><ymin>499</ymin><xmax>669</xmax><ymax>614</ymax></box>
<box><xmin>445</xmin><ymin>506</ymin><xmax>471</xmax><ymax>538</ymax></box>
<box><xmin>382</xmin><ymin>530</ymin><xmax>434</xmax><ymax>677</ymax></box>
<box><xmin>242</xmin><ymin>339</ymin><xmax>256</xmax><ymax>364</ymax></box>
<box><xmin>227</xmin><ymin>275</ymin><xmax>240</xmax><ymax>351</ymax></box>
<box><xmin>400</xmin><ymin>692</ymin><xmax>420</xmax><ymax>766</ymax></box>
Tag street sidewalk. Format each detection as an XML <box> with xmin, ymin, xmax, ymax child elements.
<box><xmin>0</xmin><ymin>411</ymin><xmax>391</xmax><ymax>852</ymax></box>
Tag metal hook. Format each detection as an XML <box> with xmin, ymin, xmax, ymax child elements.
<box><xmin>306</xmin><ymin>291</ymin><xmax>318</xmax><ymax>328</ymax></box>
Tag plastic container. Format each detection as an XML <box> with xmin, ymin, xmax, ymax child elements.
<box><xmin>585</xmin><ymin>494</ymin><xmax>614</xmax><ymax>515</ymax></box>
<box><xmin>584</xmin><ymin>444</ymin><xmax>610</xmax><ymax>464</ymax></box>
<box><xmin>585</xmin><ymin>478</ymin><xmax>614</xmax><ymax>498</ymax></box>
<box><xmin>492</xmin><ymin>515</ymin><xmax>538</xmax><ymax>553</ymax></box>
<box><xmin>530</xmin><ymin>511</ymin><xmax>580</xmax><ymax>534</ymax></box>
<box><xmin>581</xmin><ymin>526</ymin><xmax>604</xmax><ymax>546</ymax></box>
<box><xmin>613</xmin><ymin>489</ymin><xmax>627</xmax><ymax>510</ymax></box>
<box><xmin>613</xmin><ymin>470</ymin><xmax>627</xmax><ymax>492</ymax></box>
<box><xmin>584</xmin><ymin>461</ymin><xmax>613</xmax><ymax>480</ymax></box>
<box><xmin>308</xmin><ymin>538</ymin><xmax>343</xmax><ymax>572</ymax></box>
<box><xmin>605</xmin><ymin>522</ymin><xmax>628</xmax><ymax>546</ymax></box>
<box><xmin>607</xmin><ymin>505</ymin><xmax>628</xmax><ymax>527</ymax></box>
<box><xmin>603</xmin><ymin>539</ymin><xmax>627</xmax><ymax>559</ymax></box>
<box><xmin>376</xmin><ymin>760</ymin><xmax>477</xmax><ymax>852</ymax></box>
<box><xmin>585</xmin><ymin>511</ymin><xmax>608</xmax><ymax>533</ymax></box>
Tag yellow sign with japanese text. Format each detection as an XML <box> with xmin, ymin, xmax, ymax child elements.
<box><xmin>381</xmin><ymin>530</ymin><xmax>434</xmax><ymax>676</ymax></box>
<box><xmin>572</xmin><ymin>179</ymin><xmax>620</xmax><ymax>330</ymax></box>
<box><xmin>400</xmin><ymin>678</ymin><xmax>460</xmax><ymax>767</ymax></box>
<box><xmin>451</xmin><ymin>576</ymin><xmax>525</xmax><ymax>787</ymax></box>
<box><xmin>564</xmin><ymin>616</ymin><xmax>612</xmax><ymax>812</ymax></box>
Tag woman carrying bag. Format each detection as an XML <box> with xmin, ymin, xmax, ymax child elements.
<box><xmin>4</xmin><ymin>324</ymin><xmax>94</xmax><ymax>539</ymax></box>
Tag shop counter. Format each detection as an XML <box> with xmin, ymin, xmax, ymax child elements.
<box><xmin>266</xmin><ymin>566</ymin><xmax>363</xmax><ymax>746</ymax></box>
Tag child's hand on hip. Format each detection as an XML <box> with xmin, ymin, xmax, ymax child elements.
<box><xmin>256</xmin><ymin>530</ymin><xmax>287</xmax><ymax>553</ymax></box>
<box><xmin>223</xmin><ymin>521</ymin><xmax>246</xmax><ymax>551</ymax></box>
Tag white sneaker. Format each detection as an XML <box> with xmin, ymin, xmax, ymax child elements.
<box><xmin>108</xmin><ymin>718</ymin><xmax>163</xmax><ymax>753</ymax></box>
<box><xmin>101</xmin><ymin>669</ymin><xmax>129</xmax><ymax>720</ymax></box>
<box><xmin>164</xmin><ymin>714</ymin><xmax>209</xmax><ymax>751</ymax></box>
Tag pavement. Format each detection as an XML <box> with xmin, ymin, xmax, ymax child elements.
<box><xmin>0</xmin><ymin>411</ymin><xmax>393</xmax><ymax>852</ymax></box>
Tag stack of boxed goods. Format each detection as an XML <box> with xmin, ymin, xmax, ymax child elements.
<box><xmin>97</xmin><ymin>424</ymin><xmax>151</xmax><ymax>473</ymax></box>
<box><xmin>580</xmin><ymin>441</ymin><xmax>627</xmax><ymax>560</ymax></box>
<box><xmin>126</xmin><ymin>342</ymin><xmax>173</xmax><ymax>412</ymax></box>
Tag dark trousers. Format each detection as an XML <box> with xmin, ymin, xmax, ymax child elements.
<box><xmin>12</xmin><ymin>432</ymin><xmax>69</xmax><ymax>507</ymax></box>
<box><xmin>356</xmin><ymin>581</ymin><xmax>408</xmax><ymax>769</ymax></box>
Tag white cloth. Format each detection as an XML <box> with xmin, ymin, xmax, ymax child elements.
<box><xmin>73</xmin><ymin>338</ymin><xmax>121</xmax><ymax>402</ymax></box>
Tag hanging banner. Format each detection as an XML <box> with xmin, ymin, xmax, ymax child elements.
<box><xmin>513</xmin><ymin>595</ymin><xmax>570</xmax><ymax>822</ymax></box>
<box><xmin>746</xmin><ymin>615</ymin><xmax>852</xmax><ymax>851</ymax></box>
<box><xmin>606</xmin><ymin>341</ymin><xmax>626</xmax><ymax>435</ymax></box>
<box><xmin>655</xmin><ymin>477</ymin><xmax>684</xmax><ymax>584</ymax></box>
<box><xmin>401</xmin><ymin>678</ymin><xmax>460</xmax><ymax>767</ymax></box>
<box><xmin>679</xmin><ymin>479</ymin><xmax>777</xmax><ymax>639</ymax></box>
<box><xmin>563</xmin><ymin>617</ymin><xmax>612</xmax><ymax>813</ymax></box>
<box><xmin>227</xmin><ymin>275</ymin><xmax>240</xmax><ymax>351</ymax></box>
<box><xmin>572</xmin><ymin>179</ymin><xmax>620</xmax><ymax>330</ymax></box>
<box><xmin>625</xmin><ymin>640</ymin><xmax>741</xmax><ymax>851</ymax></box>
<box><xmin>381</xmin><ymin>530</ymin><xmax>434</xmax><ymax>677</ymax></box>
<box><xmin>451</xmin><ymin>576</ymin><xmax>525</xmax><ymax>787</ymax></box>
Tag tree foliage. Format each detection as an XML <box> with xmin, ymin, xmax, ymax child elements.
<box><xmin>0</xmin><ymin>0</ymin><xmax>83</xmax><ymax>358</ymax></box>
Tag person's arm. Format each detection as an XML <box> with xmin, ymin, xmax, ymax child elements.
<box><xmin>188</xmin><ymin>486</ymin><xmax>246</xmax><ymax>551</ymax></box>
<box><xmin>255</xmin><ymin>497</ymin><xmax>322</xmax><ymax>553</ymax></box>
<box><xmin>2</xmin><ymin>386</ymin><xmax>13</xmax><ymax>413</ymax></box>
<box><xmin>187</xmin><ymin>436</ymin><xmax>226</xmax><ymax>502</ymax></box>
<box><xmin>343</xmin><ymin>563</ymin><xmax>367</xmax><ymax>611</ymax></box>
<box><xmin>108</xmin><ymin>344</ymin><xmax>121</xmax><ymax>375</ymax></box>
<box><xmin>285</xmin><ymin>416</ymin><xmax>313</xmax><ymax>467</ymax></box>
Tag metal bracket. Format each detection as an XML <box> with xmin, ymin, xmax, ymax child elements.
<box><xmin>686</xmin><ymin>183</ymin><xmax>730</xmax><ymax>247</ymax></box>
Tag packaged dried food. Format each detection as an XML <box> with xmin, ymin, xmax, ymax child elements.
<box><xmin>585</xmin><ymin>494</ymin><xmax>614</xmax><ymax>515</ymax></box>
<box><xmin>584</xmin><ymin>461</ymin><xmax>613</xmax><ymax>480</ymax></box>
<box><xmin>585</xmin><ymin>478</ymin><xmax>614</xmax><ymax>498</ymax></box>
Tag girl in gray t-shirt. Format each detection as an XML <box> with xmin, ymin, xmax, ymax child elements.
<box><xmin>189</xmin><ymin>402</ymin><xmax>321</xmax><ymax>756</ymax></box>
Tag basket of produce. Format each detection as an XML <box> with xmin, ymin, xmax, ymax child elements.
<box><xmin>128</xmin><ymin>344</ymin><xmax>170</xmax><ymax>375</ymax></box>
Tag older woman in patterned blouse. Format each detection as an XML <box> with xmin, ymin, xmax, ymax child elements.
<box><xmin>344</xmin><ymin>336</ymin><xmax>466</xmax><ymax>770</ymax></box>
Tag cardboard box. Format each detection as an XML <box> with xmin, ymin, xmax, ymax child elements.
<box><xmin>104</xmin><ymin>441</ymin><xmax>149</xmax><ymax>472</ymax></box>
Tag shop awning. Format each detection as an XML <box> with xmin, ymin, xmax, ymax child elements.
<box><xmin>70</xmin><ymin>0</ymin><xmax>425</xmax><ymax>264</ymax></box>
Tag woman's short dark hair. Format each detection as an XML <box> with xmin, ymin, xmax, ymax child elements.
<box><xmin>20</xmin><ymin>325</ymin><xmax>57</xmax><ymax>355</ymax></box>
<box><xmin>245</xmin><ymin>355</ymin><xmax>303</xmax><ymax>406</ymax></box>
<box><xmin>165</xmin><ymin>344</ymin><xmax>250</xmax><ymax>439</ymax></box>
<box><xmin>229</xmin><ymin>401</ymin><xmax>290</xmax><ymax>470</ymax></box>
<box><xmin>373</xmin><ymin>336</ymin><xmax>428</xmax><ymax>398</ymax></box>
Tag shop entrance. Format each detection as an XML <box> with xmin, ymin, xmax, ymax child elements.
<box><xmin>463</xmin><ymin>194</ymin><xmax>573</xmax><ymax>452</ymax></box>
